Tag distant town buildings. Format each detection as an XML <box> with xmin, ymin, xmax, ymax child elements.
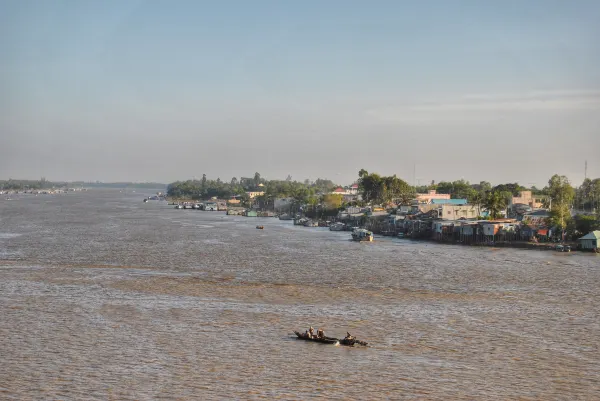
<box><xmin>416</xmin><ymin>190</ymin><xmax>451</xmax><ymax>204</ymax></box>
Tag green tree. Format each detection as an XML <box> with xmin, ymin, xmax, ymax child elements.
<box><xmin>358</xmin><ymin>172</ymin><xmax>384</xmax><ymax>204</ymax></box>
<box><xmin>475</xmin><ymin>181</ymin><xmax>492</xmax><ymax>192</ymax></box>
<box><xmin>483</xmin><ymin>191</ymin><xmax>508</xmax><ymax>219</ymax></box>
<box><xmin>322</xmin><ymin>194</ymin><xmax>343</xmax><ymax>209</ymax></box>
<box><xmin>383</xmin><ymin>175</ymin><xmax>413</xmax><ymax>205</ymax></box>
<box><xmin>471</xmin><ymin>191</ymin><xmax>485</xmax><ymax>217</ymax></box>
<box><xmin>492</xmin><ymin>183</ymin><xmax>526</xmax><ymax>196</ymax></box>
<box><xmin>573</xmin><ymin>215</ymin><xmax>600</xmax><ymax>235</ymax></box>
<box><xmin>435</xmin><ymin>179</ymin><xmax>477</xmax><ymax>200</ymax></box>
<box><xmin>547</xmin><ymin>174</ymin><xmax>575</xmax><ymax>232</ymax></box>
<box><xmin>254</xmin><ymin>172</ymin><xmax>261</xmax><ymax>187</ymax></box>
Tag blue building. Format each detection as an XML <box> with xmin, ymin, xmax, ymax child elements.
<box><xmin>430</xmin><ymin>199</ymin><xmax>468</xmax><ymax>206</ymax></box>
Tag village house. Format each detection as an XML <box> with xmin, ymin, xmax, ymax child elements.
<box><xmin>245</xmin><ymin>191</ymin><xmax>265</xmax><ymax>199</ymax></box>
<box><xmin>577</xmin><ymin>231</ymin><xmax>600</xmax><ymax>250</ymax></box>
<box><xmin>331</xmin><ymin>185</ymin><xmax>360</xmax><ymax>202</ymax></box>
<box><xmin>418</xmin><ymin>204</ymin><xmax>479</xmax><ymax>220</ymax></box>
<box><xmin>347</xmin><ymin>183</ymin><xmax>359</xmax><ymax>195</ymax></box>
<box><xmin>511</xmin><ymin>191</ymin><xmax>544</xmax><ymax>209</ymax></box>
<box><xmin>521</xmin><ymin>209</ymin><xmax>550</xmax><ymax>225</ymax></box>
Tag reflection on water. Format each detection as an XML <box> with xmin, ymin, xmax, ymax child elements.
<box><xmin>1</xmin><ymin>190</ymin><xmax>599</xmax><ymax>400</ymax></box>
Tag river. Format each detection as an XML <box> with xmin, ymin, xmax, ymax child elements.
<box><xmin>1</xmin><ymin>189</ymin><xmax>598</xmax><ymax>400</ymax></box>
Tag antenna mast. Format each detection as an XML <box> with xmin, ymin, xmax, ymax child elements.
<box><xmin>413</xmin><ymin>163</ymin><xmax>416</xmax><ymax>189</ymax></box>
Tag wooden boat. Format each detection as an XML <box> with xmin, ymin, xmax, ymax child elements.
<box><xmin>293</xmin><ymin>331</ymin><xmax>368</xmax><ymax>347</ymax></box>
<box><xmin>294</xmin><ymin>331</ymin><xmax>338</xmax><ymax>344</ymax></box>
<box><xmin>351</xmin><ymin>228</ymin><xmax>374</xmax><ymax>242</ymax></box>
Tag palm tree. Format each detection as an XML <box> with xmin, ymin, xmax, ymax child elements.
<box><xmin>471</xmin><ymin>192</ymin><xmax>485</xmax><ymax>217</ymax></box>
<box><xmin>483</xmin><ymin>191</ymin><xmax>507</xmax><ymax>219</ymax></box>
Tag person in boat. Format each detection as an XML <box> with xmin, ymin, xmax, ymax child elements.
<box><xmin>344</xmin><ymin>332</ymin><xmax>354</xmax><ymax>341</ymax></box>
<box><xmin>317</xmin><ymin>328</ymin><xmax>324</xmax><ymax>338</ymax></box>
<box><xmin>308</xmin><ymin>326</ymin><xmax>315</xmax><ymax>338</ymax></box>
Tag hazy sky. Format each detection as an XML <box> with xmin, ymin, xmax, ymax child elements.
<box><xmin>1</xmin><ymin>0</ymin><xmax>599</xmax><ymax>187</ymax></box>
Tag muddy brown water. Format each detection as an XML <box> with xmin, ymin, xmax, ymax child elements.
<box><xmin>1</xmin><ymin>190</ymin><xmax>599</xmax><ymax>400</ymax></box>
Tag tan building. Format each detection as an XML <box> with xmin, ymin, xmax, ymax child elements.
<box><xmin>511</xmin><ymin>191</ymin><xmax>543</xmax><ymax>209</ymax></box>
<box><xmin>416</xmin><ymin>190</ymin><xmax>451</xmax><ymax>204</ymax></box>
<box><xmin>419</xmin><ymin>204</ymin><xmax>479</xmax><ymax>220</ymax></box>
<box><xmin>246</xmin><ymin>191</ymin><xmax>265</xmax><ymax>199</ymax></box>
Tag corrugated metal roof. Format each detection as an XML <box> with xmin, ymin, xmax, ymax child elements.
<box><xmin>578</xmin><ymin>230</ymin><xmax>600</xmax><ymax>240</ymax></box>
<box><xmin>431</xmin><ymin>199</ymin><xmax>468</xmax><ymax>205</ymax></box>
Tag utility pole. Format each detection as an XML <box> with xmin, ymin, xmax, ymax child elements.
<box><xmin>413</xmin><ymin>163</ymin><xmax>416</xmax><ymax>190</ymax></box>
<box><xmin>585</xmin><ymin>160</ymin><xmax>588</xmax><ymax>180</ymax></box>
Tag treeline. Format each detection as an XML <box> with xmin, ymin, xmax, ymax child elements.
<box><xmin>0</xmin><ymin>179</ymin><xmax>167</xmax><ymax>190</ymax></box>
<box><xmin>357</xmin><ymin>169</ymin><xmax>414</xmax><ymax>205</ymax></box>
<box><xmin>77</xmin><ymin>182</ymin><xmax>166</xmax><ymax>189</ymax></box>
<box><xmin>166</xmin><ymin>172</ymin><xmax>337</xmax><ymax>202</ymax></box>
<box><xmin>1</xmin><ymin>178</ymin><xmax>53</xmax><ymax>190</ymax></box>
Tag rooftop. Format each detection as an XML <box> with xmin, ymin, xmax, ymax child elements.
<box><xmin>578</xmin><ymin>231</ymin><xmax>600</xmax><ymax>240</ymax></box>
<box><xmin>431</xmin><ymin>199</ymin><xmax>468</xmax><ymax>205</ymax></box>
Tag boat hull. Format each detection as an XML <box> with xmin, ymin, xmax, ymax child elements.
<box><xmin>293</xmin><ymin>331</ymin><xmax>368</xmax><ymax>346</ymax></box>
<box><xmin>294</xmin><ymin>331</ymin><xmax>338</xmax><ymax>344</ymax></box>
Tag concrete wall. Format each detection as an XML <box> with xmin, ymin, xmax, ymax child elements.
<box><xmin>440</xmin><ymin>205</ymin><xmax>479</xmax><ymax>220</ymax></box>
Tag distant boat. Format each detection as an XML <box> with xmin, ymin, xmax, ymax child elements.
<box><xmin>351</xmin><ymin>228</ymin><xmax>374</xmax><ymax>242</ymax></box>
<box><xmin>293</xmin><ymin>331</ymin><xmax>368</xmax><ymax>346</ymax></box>
<box><xmin>278</xmin><ymin>214</ymin><xmax>293</xmax><ymax>220</ymax></box>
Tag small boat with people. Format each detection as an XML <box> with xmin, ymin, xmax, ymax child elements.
<box><xmin>256</xmin><ymin>225</ymin><xmax>264</xmax><ymax>230</ymax></box>
<box><xmin>351</xmin><ymin>228</ymin><xmax>374</xmax><ymax>242</ymax></box>
<box><xmin>293</xmin><ymin>327</ymin><xmax>368</xmax><ymax>347</ymax></box>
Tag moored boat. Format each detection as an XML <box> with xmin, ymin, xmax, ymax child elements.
<box><xmin>293</xmin><ymin>217</ymin><xmax>307</xmax><ymax>226</ymax></box>
<box><xmin>329</xmin><ymin>222</ymin><xmax>345</xmax><ymax>231</ymax></box>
